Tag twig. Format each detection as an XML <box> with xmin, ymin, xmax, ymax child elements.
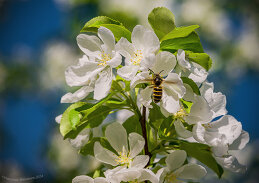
<box><xmin>140</xmin><ymin>106</ymin><xmax>152</xmax><ymax>166</ymax></box>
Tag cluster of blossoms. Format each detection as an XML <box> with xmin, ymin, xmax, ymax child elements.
<box><xmin>57</xmin><ymin>8</ymin><xmax>249</xmax><ymax>183</ymax></box>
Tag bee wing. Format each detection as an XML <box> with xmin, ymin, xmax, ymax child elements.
<box><xmin>142</xmin><ymin>79</ymin><xmax>153</xmax><ymax>82</ymax></box>
<box><xmin>163</xmin><ymin>81</ymin><xmax>178</xmax><ymax>84</ymax></box>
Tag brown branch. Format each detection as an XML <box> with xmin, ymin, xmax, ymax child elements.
<box><xmin>140</xmin><ymin>106</ymin><xmax>152</xmax><ymax>166</ymax></box>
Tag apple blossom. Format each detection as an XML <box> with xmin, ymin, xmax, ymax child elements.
<box><xmin>116</xmin><ymin>25</ymin><xmax>160</xmax><ymax>80</ymax></box>
<box><xmin>62</xmin><ymin>26</ymin><xmax>122</xmax><ymax>103</ymax></box>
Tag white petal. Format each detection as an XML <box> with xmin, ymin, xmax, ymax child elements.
<box><xmin>140</xmin><ymin>53</ymin><xmax>156</xmax><ymax>71</ymax></box>
<box><xmin>98</xmin><ymin>26</ymin><xmax>115</xmax><ymax>53</ymax></box>
<box><xmin>200</xmin><ymin>82</ymin><xmax>227</xmax><ymax>118</ymax></box>
<box><xmin>182</xmin><ymin>83</ymin><xmax>195</xmax><ymax>101</ymax></box>
<box><xmin>131</xmin><ymin>155</ymin><xmax>149</xmax><ymax>169</ymax></box>
<box><xmin>159</xmin><ymin>104</ymin><xmax>171</xmax><ymax>117</ymax></box>
<box><xmin>65</xmin><ymin>60</ymin><xmax>101</xmax><ymax>87</ymax></box>
<box><xmin>188</xmin><ymin>62</ymin><xmax>208</xmax><ymax>83</ymax></box>
<box><xmin>94</xmin><ymin>67</ymin><xmax>113</xmax><ymax>100</ymax></box>
<box><xmin>105</xmin><ymin>123</ymin><xmax>128</xmax><ymax>153</ymax></box>
<box><xmin>161</xmin><ymin>90</ymin><xmax>181</xmax><ymax>114</ymax></box>
<box><xmin>163</xmin><ymin>73</ymin><xmax>186</xmax><ymax>99</ymax></box>
<box><xmin>211</xmin><ymin>142</ymin><xmax>229</xmax><ymax>157</ymax></box>
<box><xmin>117</xmin><ymin>65</ymin><xmax>139</xmax><ymax>81</ymax></box>
<box><xmin>77</xmin><ymin>34</ymin><xmax>102</xmax><ymax>57</ymax></box>
<box><xmin>229</xmin><ymin>130</ymin><xmax>249</xmax><ymax>150</ymax></box>
<box><xmin>204</xmin><ymin>131</ymin><xmax>227</xmax><ymax>147</ymax></box>
<box><xmin>166</xmin><ymin>150</ymin><xmax>186</xmax><ymax>172</ymax></box>
<box><xmin>210</xmin><ymin>92</ymin><xmax>227</xmax><ymax>119</ymax></box>
<box><xmin>138</xmin><ymin>169</ymin><xmax>159</xmax><ymax>183</ymax></box>
<box><xmin>132</xmin><ymin>25</ymin><xmax>160</xmax><ymax>53</ymax></box>
<box><xmin>112</xmin><ymin>168</ymin><xmax>142</xmax><ymax>182</ymax></box>
<box><xmin>192</xmin><ymin>123</ymin><xmax>206</xmax><ymax>143</ymax></box>
<box><xmin>72</xmin><ymin>175</ymin><xmax>94</xmax><ymax>183</ymax></box>
<box><xmin>61</xmin><ymin>86</ymin><xmax>93</xmax><ymax>103</ymax></box>
<box><xmin>106</xmin><ymin>52</ymin><xmax>122</xmax><ymax>68</ymax></box>
<box><xmin>175</xmin><ymin>164</ymin><xmax>207</xmax><ymax>180</ymax></box>
<box><xmin>185</xmin><ymin>96</ymin><xmax>213</xmax><ymax>124</ymax></box>
<box><xmin>94</xmin><ymin>142</ymin><xmax>118</xmax><ymax>166</ymax></box>
<box><xmin>69</xmin><ymin>128</ymin><xmax>91</xmax><ymax>149</ymax></box>
<box><xmin>151</xmin><ymin>51</ymin><xmax>176</xmax><ymax>76</ymax></box>
<box><xmin>128</xmin><ymin>133</ymin><xmax>145</xmax><ymax>158</ymax></box>
<box><xmin>210</xmin><ymin>115</ymin><xmax>242</xmax><ymax>145</ymax></box>
<box><xmin>215</xmin><ymin>155</ymin><xmax>246</xmax><ymax>173</ymax></box>
<box><xmin>156</xmin><ymin>168</ymin><xmax>166</xmax><ymax>183</ymax></box>
<box><xmin>115</xmin><ymin>37</ymin><xmax>135</xmax><ymax>60</ymax></box>
<box><xmin>177</xmin><ymin>49</ymin><xmax>191</xmax><ymax>69</ymax></box>
<box><xmin>174</xmin><ymin>120</ymin><xmax>193</xmax><ymax>138</ymax></box>
<box><xmin>130</xmin><ymin>71</ymin><xmax>150</xmax><ymax>88</ymax></box>
<box><xmin>139</xmin><ymin>87</ymin><xmax>153</xmax><ymax>108</ymax></box>
<box><xmin>55</xmin><ymin>114</ymin><xmax>62</xmax><ymax>124</ymax></box>
<box><xmin>94</xmin><ymin>177</ymin><xmax>109</xmax><ymax>183</ymax></box>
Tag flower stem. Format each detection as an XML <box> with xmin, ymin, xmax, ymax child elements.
<box><xmin>140</xmin><ymin>106</ymin><xmax>151</xmax><ymax>166</ymax></box>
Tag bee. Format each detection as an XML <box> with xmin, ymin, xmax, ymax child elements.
<box><xmin>149</xmin><ymin>69</ymin><xmax>164</xmax><ymax>103</ymax></box>
<box><xmin>144</xmin><ymin>69</ymin><xmax>178</xmax><ymax>103</ymax></box>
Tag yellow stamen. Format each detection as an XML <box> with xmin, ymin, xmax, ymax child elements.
<box><xmin>130</xmin><ymin>50</ymin><xmax>143</xmax><ymax>65</ymax></box>
<box><xmin>202</xmin><ymin>123</ymin><xmax>212</xmax><ymax>129</ymax></box>
<box><xmin>98</xmin><ymin>52</ymin><xmax>111</xmax><ymax>66</ymax></box>
<box><xmin>115</xmin><ymin>147</ymin><xmax>131</xmax><ymax>166</ymax></box>
<box><xmin>166</xmin><ymin>172</ymin><xmax>179</xmax><ymax>183</ymax></box>
<box><xmin>174</xmin><ymin>108</ymin><xmax>187</xmax><ymax>119</ymax></box>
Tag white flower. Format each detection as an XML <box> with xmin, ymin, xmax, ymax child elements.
<box><xmin>157</xmin><ymin>150</ymin><xmax>206</xmax><ymax>183</ymax></box>
<box><xmin>116</xmin><ymin>25</ymin><xmax>160</xmax><ymax>80</ymax></box>
<box><xmin>94</xmin><ymin>123</ymin><xmax>149</xmax><ymax>168</ymax></box>
<box><xmin>132</xmin><ymin>51</ymin><xmax>186</xmax><ymax>114</ymax></box>
<box><xmin>72</xmin><ymin>175</ymin><xmax>109</xmax><ymax>183</ymax></box>
<box><xmin>193</xmin><ymin>115</ymin><xmax>249</xmax><ymax>172</ymax></box>
<box><xmin>104</xmin><ymin>166</ymin><xmax>158</xmax><ymax>183</ymax></box>
<box><xmin>200</xmin><ymin>81</ymin><xmax>227</xmax><ymax>118</ymax></box>
<box><xmin>69</xmin><ymin>128</ymin><xmax>91</xmax><ymax>149</ymax></box>
<box><xmin>61</xmin><ymin>26</ymin><xmax>122</xmax><ymax>103</ymax></box>
<box><xmin>55</xmin><ymin>114</ymin><xmax>62</xmax><ymax>124</ymax></box>
<box><xmin>172</xmin><ymin>84</ymin><xmax>213</xmax><ymax>138</ymax></box>
<box><xmin>176</xmin><ymin>49</ymin><xmax>208</xmax><ymax>84</ymax></box>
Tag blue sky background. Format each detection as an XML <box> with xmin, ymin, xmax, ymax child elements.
<box><xmin>0</xmin><ymin>0</ymin><xmax>258</xmax><ymax>182</ymax></box>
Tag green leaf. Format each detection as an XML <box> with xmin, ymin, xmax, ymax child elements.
<box><xmin>105</xmin><ymin>98</ymin><xmax>127</xmax><ymax>109</ymax></box>
<box><xmin>186</xmin><ymin>51</ymin><xmax>213</xmax><ymax>71</ymax></box>
<box><xmin>180</xmin><ymin>99</ymin><xmax>193</xmax><ymax>114</ymax></box>
<box><xmin>101</xmin><ymin>24</ymin><xmax>131</xmax><ymax>42</ymax></box>
<box><xmin>123</xmin><ymin>115</ymin><xmax>142</xmax><ymax>135</ymax></box>
<box><xmin>181</xmin><ymin>77</ymin><xmax>201</xmax><ymax>95</ymax></box>
<box><xmin>179</xmin><ymin>140</ymin><xmax>224</xmax><ymax>178</ymax></box>
<box><xmin>161</xmin><ymin>32</ymin><xmax>204</xmax><ymax>53</ymax></box>
<box><xmin>61</xmin><ymin>94</ymin><xmax>115</xmax><ymax>139</ymax></box>
<box><xmin>161</xmin><ymin>25</ymin><xmax>200</xmax><ymax>41</ymax></box>
<box><xmin>60</xmin><ymin>102</ymin><xmax>88</xmax><ymax>138</ymax></box>
<box><xmin>149</xmin><ymin>103</ymin><xmax>166</xmax><ymax>130</ymax></box>
<box><xmin>69</xmin><ymin>109</ymin><xmax>81</xmax><ymax>130</ymax></box>
<box><xmin>147</xmin><ymin>124</ymin><xmax>158</xmax><ymax>152</ymax></box>
<box><xmin>148</xmin><ymin>7</ymin><xmax>176</xmax><ymax>40</ymax></box>
<box><xmin>111</xmin><ymin>80</ymin><xmax>123</xmax><ymax>92</ymax></box>
<box><xmin>158</xmin><ymin>117</ymin><xmax>177</xmax><ymax>140</ymax></box>
<box><xmin>80</xmin><ymin>137</ymin><xmax>115</xmax><ymax>156</ymax></box>
<box><xmin>81</xmin><ymin>16</ymin><xmax>121</xmax><ymax>32</ymax></box>
<box><xmin>81</xmin><ymin>16</ymin><xmax>131</xmax><ymax>42</ymax></box>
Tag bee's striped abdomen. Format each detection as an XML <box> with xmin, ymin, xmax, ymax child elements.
<box><xmin>153</xmin><ymin>86</ymin><xmax>162</xmax><ymax>103</ymax></box>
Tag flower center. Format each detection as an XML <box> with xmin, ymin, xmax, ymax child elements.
<box><xmin>174</xmin><ymin>108</ymin><xmax>187</xmax><ymax>119</ymax></box>
<box><xmin>202</xmin><ymin>123</ymin><xmax>212</xmax><ymax>129</ymax></box>
<box><xmin>98</xmin><ymin>52</ymin><xmax>111</xmax><ymax>66</ymax></box>
<box><xmin>115</xmin><ymin>147</ymin><xmax>131</xmax><ymax>166</ymax></box>
<box><xmin>166</xmin><ymin>172</ymin><xmax>178</xmax><ymax>183</ymax></box>
<box><xmin>130</xmin><ymin>50</ymin><xmax>143</xmax><ymax>65</ymax></box>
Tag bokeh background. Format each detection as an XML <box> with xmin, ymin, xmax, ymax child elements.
<box><xmin>0</xmin><ymin>0</ymin><xmax>258</xmax><ymax>182</ymax></box>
